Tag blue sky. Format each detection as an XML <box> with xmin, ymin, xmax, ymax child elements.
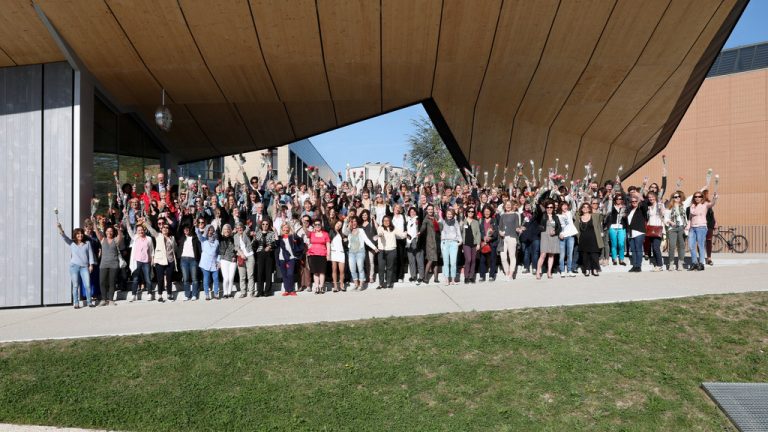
<box><xmin>310</xmin><ymin>2</ymin><xmax>768</xmax><ymax>173</ymax></box>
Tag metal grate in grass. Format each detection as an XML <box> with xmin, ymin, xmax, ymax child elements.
<box><xmin>702</xmin><ymin>382</ymin><xmax>768</xmax><ymax>432</ymax></box>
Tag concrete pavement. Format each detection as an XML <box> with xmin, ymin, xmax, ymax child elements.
<box><xmin>1</xmin><ymin>254</ymin><xmax>767</xmax><ymax>343</ymax></box>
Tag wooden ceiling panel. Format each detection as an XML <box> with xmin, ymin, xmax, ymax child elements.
<box><xmin>178</xmin><ymin>0</ymin><xmax>279</xmax><ymax>104</ymax></box>
<box><xmin>0</xmin><ymin>1</ymin><xmax>63</xmax><ymax>65</ymax></box>
<box><xmin>0</xmin><ymin>49</ymin><xmax>14</xmax><ymax>67</ymax></box>
<box><xmin>432</xmin><ymin>0</ymin><xmax>502</xmax><ymax>156</ymax></box>
<box><xmin>250</xmin><ymin>0</ymin><xmax>336</xmax><ymax>137</ymax></box>
<box><xmin>105</xmin><ymin>0</ymin><xmax>224</xmax><ymax>104</ymax></box>
<box><xmin>468</xmin><ymin>0</ymin><xmax>559</xmax><ymax>170</ymax></box>
<box><xmin>187</xmin><ymin>103</ymin><xmax>256</xmax><ymax>154</ymax></box>
<box><xmin>575</xmin><ymin>0</ymin><xmax>721</xmax><ymax>182</ymax></box>
<box><xmin>602</xmin><ymin>144</ymin><xmax>636</xmax><ymax>185</ymax></box>
<box><xmin>620</xmin><ymin>0</ymin><xmax>740</xmax><ymax>163</ymax></box>
<box><xmin>381</xmin><ymin>0</ymin><xmax>441</xmax><ymax>111</ymax></box>
<box><xmin>285</xmin><ymin>101</ymin><xmax>337</xmax><ymax>139</ymax></box>
<box><xmin>507</xmin><ymin>0</ymin><xmax>615</xmax><ymax>173</ymax></box>
<box><xmin>236</xmin><ymin>102</ymin><xmax>296</xmax><ymax>147</ymax></box>
<box><xmin>634</xmin><ymin>128</ymin><xmax>662</xmax><ymax>166</ymax></box>
<box><xmin>37</xmin><ymin>0</ymin><xmax>161</xmax><ymax>107</ymax></box>
<box><xmin>542</xmin><ymin>0</ymin><xmax>670</xmax><ymax>176</ymax></box>
<box><xmin>317</xmin><ymin>0</ymin><xmax>381</xmax><ymax>125</ymax></box>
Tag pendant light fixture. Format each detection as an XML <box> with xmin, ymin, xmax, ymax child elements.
<box><xmin>154</xmin><ymin>88</ymin><xmax>173</xmax><ymax>132</ymax></box>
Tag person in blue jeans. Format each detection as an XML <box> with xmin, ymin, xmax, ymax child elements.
<box><xmin>686</xmin><ymin>191</ymin><xmax>718</xmax><ymax>271</ymax></box>
<box><xmin>178</xmin><ymin>223</ymin><xmax>201</xmax><ymax>300</ymax></box>
<box><xmin>439</xmin><ymin>208</ymin><xmax>462</xmax><ymax>285</ymax></box>
<box><xmin>557</xmin><ymin>202</ymin><xmax>577</xmax><ymax>277</ymax></box>
<box><xmin>58</xmin><ymin>223</ymin><xmax>96</xmax><ymax>308</ymax></box>
<box><xmin>196</xmin><ymin>224</ymin><xmax>220</xmax><ymax>300</ymax></box>
<box><xmin>626</xmin><ymin>195</ymin><xmax>649</xmax><ymax>272</ymax></box>
<box><xmin>519</xmin><ymin>207</ymin><xmax>540</xmax><ymax>274</ymax></box>
<box><xmin>606</xmin><ymin>195</ymin><xmax>628</xmax><ymax>265</ymax></box>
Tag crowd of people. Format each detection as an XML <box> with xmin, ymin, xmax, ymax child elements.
<box><xmin>58</xmin><ymin>156</ymin><xmax>719</xmax><ymax>309</ymax></box>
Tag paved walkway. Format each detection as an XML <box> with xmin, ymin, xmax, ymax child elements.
<box><xmin>1</xmin><ymin>254</ymin><xmax>767</xmax><ymax>343</ymax></box>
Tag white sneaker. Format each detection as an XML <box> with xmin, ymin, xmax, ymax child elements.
<box><xmin>130</xmin><ymin>294</ymin><xmax>136</xmax><ymax>302</ymax></box>
<box><xmin>569</xmin><ymin>273</ymin><xmax>576</xmax><ymax>278</ymax></box>
<box><xmin>560</xmin><ymin>274</ymin><xmax>566</xmax><ymax>278</ymax></box>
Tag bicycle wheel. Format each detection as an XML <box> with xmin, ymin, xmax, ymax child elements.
<box><xmin>731</xmin><ymin>235</ymin><xmax>748</xmax><ymax>253</ymax></box>
<box><xmin>712</xmin><ymin>235</ymin><xmax>724</xmax><ymax>253</ymax></box>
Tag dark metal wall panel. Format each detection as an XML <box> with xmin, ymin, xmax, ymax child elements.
<box><xmin>42</xmin><ymin>62</ymin><xmax>74</xmax><ymax>305</ymax></box>
<box><xmin>0</xmin><ymin>64</ymin><xmax>43</xmax><ymax>307</ymax></box>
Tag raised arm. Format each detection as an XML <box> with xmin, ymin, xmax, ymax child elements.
<box><xmin>57</xmin><ymin>223</ymin><xmax>73</xmax><ymax>245</ymax></box>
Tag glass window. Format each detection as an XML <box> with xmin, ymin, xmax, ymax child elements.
<box><xmin>93</xmin><ymin>153</ymin><xmax>118</xmax><ymax>214</ymax></box>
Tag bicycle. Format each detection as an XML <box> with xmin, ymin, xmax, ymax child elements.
<box><xmin>712</xmin><ymin>227</ymin><xmax>749</xmax><ymax>253</ymax></box>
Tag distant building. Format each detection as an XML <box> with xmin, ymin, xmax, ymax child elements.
<box><xmin>183</xmin><ymin>139</ymin><xmax>336</xmax><ymax>187</ymax></box>
<box><xmin>348</xmin><ymin>162</ymin><xmax>406</xmax><ymax>187</ymax></box>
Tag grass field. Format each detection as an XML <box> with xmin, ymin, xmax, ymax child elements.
<box><xmin>1</xmin><ymin>292</ymin><xmax>767</xmax><ymax>431</ymax></box>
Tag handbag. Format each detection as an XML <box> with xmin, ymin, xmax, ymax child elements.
<box><xmin>645</xmin><ymin>224</ymin><xmax>663</xmax><ymax>238</ymax></box>
<box><xmin>480</xmin><ymin>243</ymin><xmax>491</xmax><ymax>254</ymax></box>
<box><xmin>237</xmin><ymin>255</ymin><xmax>246</xmax><ymax>267</ymax></box>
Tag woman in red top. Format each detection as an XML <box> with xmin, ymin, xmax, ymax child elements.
<box><xmin>307</xmin><ymin>219</ymin><xmax>331</xmax><ymax>294</ymax></box>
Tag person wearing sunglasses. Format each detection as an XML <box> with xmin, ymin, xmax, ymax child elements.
<box><xmin>663</xmin><ymin>191</ymin><xmax>687</xmax><ymax>271</ymax></box>
<box><xmin>536</xmin><ymin>200</ymin><xmax>561</xmax><ymax>280</ymax></box>
<box><xmin>644</xmin><ymin>191</ymin><xmax>665</xmax><ymax>272</ymax></box>
<box><xmin>685</xmin><ymin>189</ymin><xmax>718</xmax><ymax>271</ymax></box>
<box><xmin>626</xmin><ymin>193</ymin><xmax>649</xmax><ymax>272</ymax></box>
<box><xmin>605</xmin><ymin>193</ymin><xmax>628</xmax><ymax>266</ymax></box>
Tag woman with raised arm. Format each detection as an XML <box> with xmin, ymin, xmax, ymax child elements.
<box><xmin>664</xmin><ymin>191</ymin><xmax>687</xmax><ymax>271</ymax></box>
<box><xmin>124</xmin><ymin>213</ymin><xmax>155</xmax><ymax>302</ymax></box>
<box><xmin>93</xmin><ymin>220</ymin><xmax>123</xmax><ymax>305</ymax></box>
<box><xmin>686</xmin><ymin>190</ymin><xmax>718</xmax><ymax>271</ymax></box>
<box><xmin>57</xmin><ymin>222</ymin><xmax>97</xmax><ymax>308</ymax></box>
<box><xmin>644</xmin><ymin>191</ymin><xmax>665</xmax><ymax>271</ymax></box>
<box><xmin>405</xmin><ymin>207</ymin><xmax>424</xmax><ymax>284</ymax></box>
<box><xmin>359</xmin><ymin>209</ymin><xmax>378</xmax><ymax>284</ymax></box>
<box><xmin>178</xmin><ymin>221</ymin><xmax>202</xmax><ymax>300</ymax></box>
<box><xmin>152</xmin><ymin>222</ymin><xmax>178</xmax><ymax>302</ymax></box>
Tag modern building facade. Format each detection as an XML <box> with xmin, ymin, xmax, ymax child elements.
<box><xmin>0</xmin><ymin>0</ymin><xmax>748</xmax><ymax>307</ymax></box>
<box><xmin>626</xmin><ymin>41</ymin><xmax>768</xmax><ymax>253</ymax></box>
<box><xmin>221</xmin><ymin>139</ymin><xmax>335</xmax><ymax>186</ymax></box>
<box><xmin>348</xmin><ymin>163</ymin><xmax>406</xmax><ymax>188</ymax></box>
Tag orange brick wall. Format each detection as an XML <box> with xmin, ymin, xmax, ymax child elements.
<box><xmin>625</xmin><ymin>68</ymin><xmax>768</xmax><ymax>252</ymax></box>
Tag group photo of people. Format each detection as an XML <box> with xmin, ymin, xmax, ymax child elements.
<box><xmin>58</xmin><ymin>154</ymin><xmax>720</xmax><ymax>309</ymax></box>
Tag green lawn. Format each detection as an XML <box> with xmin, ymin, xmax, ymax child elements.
<box><xmin>1</xmin><ymin>292</ymin><xmax>767</xmax><ymax>431</ymax></box>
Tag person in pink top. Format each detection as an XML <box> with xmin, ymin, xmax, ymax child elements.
<box><xmin>686</xmin><ymin>190</ymin><xmax>717</xmax><ymax>271</ymax></box>
<box><xmin>307</xmin><ymin>219</ymin><xmax>331</xmax><ymax>294</ymax></box>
